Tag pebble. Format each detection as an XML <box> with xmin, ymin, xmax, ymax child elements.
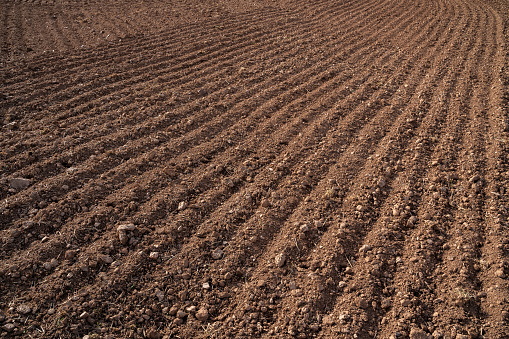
<box><xmin>16</xmin><ymin>304</ymin><xmax>31</xmax><ymax>315</ymax></box>
<box><xmin>117</xmin><ymin>223</ymin><xmax>136</xmax><ymax>231</ymax></box>
<box><xmin>409</xmin><ymin>328</ymin><xmax>432</xmax><ymax>339</ymax></box>
<box><xmin>65</xmin><ymin>250</ymin><xmax>76</xmax><ymax>260</ymax></box>
<box><xmin>261</xmin><ymin>199</ymin><xmax>271</xmax><ymax>208</ymax></box>
<box><xmin>43</xmin><ymin>258</ymin><xmax>58</xmax><ymax>270</ymax></box>
<box><xmin>275</xmin><ymin>252</ymin><xmax>287</xmax><ymax>267</ymax></box>
<box><xmin>155</xmin><ymin>288</ymin><xmax>165</xmax><ymax>302</ymax></box>
<box><xmin>167</xmin><ymin>305</ymin><xmax>178</xmax><ymax>316</ymax></box>
<box><xmin>195</xmin><ymin>307</ymin><xmax>209</xmax><ymax>322</ymax></box>
<box><xmin>381</xmin><ymin>299</ymin><xmax>391</xmax><ymax>309</ymax></box>
<box><xmin>357</xmin><ymin>298</ymin><xmax>368</xmax><ymax>309</ymax></box>
<box><xmin>176</xmin><ymin>310</ymin><xmax>187</xmax><ymax>318</ymax></box>
<box><xmin>496</xmin><ymin>269</ymin><xmax>506</xmax><ymax>279</ymax></box>
<box><xmin>338</xmin><ymin>312</ymin><xmax>351</xmax><ymax>323</ymax></box>
<box><xmin>300</xmin><ymin>224</ymin><xmax>310</xmax><ymax>232</ymax></box>
<box><xmin>149</xmin><ymin>252</ymin><xmax>159</xmax><ymax>260</ymax></box>
<box><xmin>407</xmin><ymin>216</ymin><xmax>418</xmax><ymax>226</ymax></box>
<box><xmin>212</xmin><ymin>248</ymin><xmax>224</xmax><ymax>260</ymax></box>
<box><xmin>356</xmin><ymin>205</ymin><xmax>366</xmax><ymax>212</ymax></box>
<box><xmin>100</xmin><ymin>255</ymin><xmax>113</xmax><ymax>264</ymax></box>
<box><xmin>178</xmin><ymin>201</ymin><xmax>187</xmax><ymax>210</ymax></box>
<box><xmin>8</xmin><ymin>178</ymin><xmax>31</xmax><ymax>189</ymax></box>
<box><xmin>359</xmin><ymin>244</ymin><xmax>372</xmax><ymax>253</ymax></box>
<box><xmin>322</xmin><ymin>315</ymin><xmax>334</xmax><ymax>325</ymax></box>
<box><xmin>2</xmin><ymin>323</ymin><xmax>15</xmax><ymax>332</ymax></box>
<box><xmin>118</xmin><ymin>230</ymin><xmax>128</xmax><ymax>245</ymax></box>
<box><xmin>146</xmin><ymin>329</ymin><xmax>161</xmax><ymax>339</ymax></box>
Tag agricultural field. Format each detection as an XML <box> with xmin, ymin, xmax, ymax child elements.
<box><xmin>1</xmin><ymin>0</ymin><xmax>509</xmax><ymax>337</ymax></box>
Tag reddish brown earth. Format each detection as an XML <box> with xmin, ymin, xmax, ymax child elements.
<box><xmin>1</xmin><ymin>0</ymin><xmax>509</xmax><ymax>337</ymax></box>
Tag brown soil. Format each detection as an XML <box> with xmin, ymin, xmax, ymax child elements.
<box><xmin>1</xmin><ymin>0</ymin><xmax>509</xmax><ymax>338</ymax></box>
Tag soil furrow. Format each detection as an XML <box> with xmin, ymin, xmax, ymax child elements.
<box><xmin>0</xmin><ymin>0</ymin><xmax>507</xmax><ymax>337</ymax></box>
<box><xmin>0</xmin><ymin>0</ymin><xmax>414</xmax><ymax>231</ymax></box>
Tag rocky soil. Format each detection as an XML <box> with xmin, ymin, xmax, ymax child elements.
<box><xmin>1</xmin><ymin>0</ymin><xmax>509</xmax><ymax>337</ymax></box>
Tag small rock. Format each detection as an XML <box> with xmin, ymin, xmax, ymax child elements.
<box><xmin>275</xmin><ymin>252</ymin><xmax>286</xmax><ymax>267</ymax></box>
<box><xmin>356</xmin><ymin>205</ymin><xmax>366</xmax><ymax>212</ymax></box>
<box><xmin>8</xmin><ymin>178</ymin><xmax>31</xmax><ymax>189</ymax></box>
<box><xmin>100</xmin><ymin>255</ymin><xmax>113</xmax><ymax>264</ymax></box>
<box><xmin>178</xmin><ymin>201</ymin><xmax>187</xmax><ymax>210</ymax></box>
<box><xmin>65</xmin><ymin>250</ymin><xmax>76</xmax><ymax>260</ymax></box>
<box><xmin>409</xmin><ymin>328</ymin><xmax>432</xmax><ymax>339</ymax></box>
<box><xmin>186</xmin><ymin>305</ymin><xmax>197</xmax><ymax>313</ymax></box>
<box><xmin>496</xmin><ymin>269</ymin><xmax>506</xmax><ymax>279</ymax></box>
<box><xmin>322</xmin><ymin>315</ymin><xmax>334</xmax><ymax>325</ymax></box>
<box><xmin>43</xmin><ymin>258</ymin><xmax>58</xmax><ymax>270</ymax></box>
<box><xmin>407</xmin><ymin>216</ymin><xmax>418</xmax><ymax>226</ymax></box>
<box><xmin>212</xmin><ymin>248</ymin><xmax>224</xmax><ymax>260</ymax></box>
<box><xmin>169</xmin><ymin>305</ymin><xmax>179</xmax><ymax>316</ymax></box>
<box><xmin>118</xmin><ymin>230</ymin><xmax>128</xmax><ymax>245</ymax></box>
<box><xmin>357</xmin><ymin>298</ymin><xmax>368</xmax><ymax>309</ymax></box>
<box><xmin>195</xmin><ymin>307</ymin><xmax>209</xmax><ymax>322</ymax></box>
<box><xmin>338</xmin><ymin>312</ymin><xmax>351</xmax><ymax>323</ymax></box>
<box><xmin>117</xmin><ymin>223</ymin><xmax>136</xmax><ymax>231</ymax></box>
<box><xmin>202</xmin><ymin>282</ymin><xmax>210</xmax><ymax>290</ymax></box>
<box><xmin>2</xmin><ymin>323</ymin><xmax>15</xmax><ymax>332</ymax></box>
<box><xmin>149</xmin><ymin>252</ymin><xmax>159</xmax><ymax>260</ymax></box>
<box><xmin>155</xmin><ymin>288</ymin><xmax>165</xmax><ymax>302</ymax></box>
<box><xmin>16</xmin><ymin>304</ymin><xmax>31</xmax><ymax>315</ymax></box>
<box><xmin>79</xmin><ymin>311</ymin><xmax>90</xmax><ymax>319</ymax></box>
<box><xmin>176</xmin><ymin>310</ymin><xmax>186</xmax><ymax>318</ymax></box>
<box><xmin>261</xmin><ymin>199</ymin><xmax>271</xmax><ymax>208</ymax></box>
<box><xmin>146</xmin><ymin>329</ymin><xmax>161</xmax><ymax>339</ymax></box>
<box><xmin>300</xmin><ymin>224</ymin><xmax>309</xmax><ymax>232</ymax></box>
<box><xmin>400</xmin><ymin>299</ymin><xmax>411</xmax><ymax>307</ymax></box>
<box><xmin>381</xmin><ymin>299</ymin><xmax>391</xmax><ymax>309</ymax></box>
<box><xmin>359</xmin><ymin>244</ymin><xmax>372</xmax><ymax>253</ymax></box>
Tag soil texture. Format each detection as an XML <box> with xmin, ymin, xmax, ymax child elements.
<box><xmin>1</xmin><ymin>0</ymin><xmax>509</xmax><ymax>338</ymax></box>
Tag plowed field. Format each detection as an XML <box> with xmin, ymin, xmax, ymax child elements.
<box><xmin>2</xmin><ymin>0</ymin><xmax>509</xmax><ymax>337</ymax></box>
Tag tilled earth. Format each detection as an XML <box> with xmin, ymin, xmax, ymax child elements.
<box><xmin>1</xmin><ymin>0</ymin><xmax>509</xmax><ymax>338</ymax></box>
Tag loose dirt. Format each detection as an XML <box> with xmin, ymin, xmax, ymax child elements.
<box><xmin>1</xmin><ymin>0</ymin><xmax>509</xmax><ymax>338</ymax></box>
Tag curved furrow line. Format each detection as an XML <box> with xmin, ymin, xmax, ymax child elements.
<box><xmin>0</xmin><ymin>0</ymin><xmax>412</xmax><ymax>232</ymax></box>
<box><xmin>0</xmin><ymin>7</ymin><xmax>410</xmax><ymax>292</ymax></box>
<box><xmin>0</xmin><ymin>6</ymin><xmax>287</xmax><ymax>90</ymax></box>
<box><xmin>422</xmin><ymin>3</ymin><xmax>509</xmax><ymax>338</ymax></box>
<box><xmin>0</xmin><ymin>0</ymin><xmax>384</xmax><ymax>130</ymax></box>
<box><xmin>0</xmin><ymin>0</ymin><xmax>388</xmax><ymax>154</ymax></box>
<box><xmin>156</xmin><ymin>1</ymin><xmax>484</xmax><ymax>336</ymax></box>
<box><xmin>0</xmin><ymin>0</ymin><xmax>378</xmax><ymax>154</ymax></box>
<box><xmin>316</xmin><ymin>0</ymin><xmax>489</xmax><ymax>337</ymax></box>
<box><xmin>0</xmin><ymin>0</ymin><xmax>333</xmax><ymax>85</ymax></box>
<box><xmin>386</xmin><ymin>4</ymin><xmax>500</xmax><ymax>338</ymax></box>
<box><xmin>0</xmin><ymin>10</ymin><xmax>288</xmax><ymax>112</ymax></box>
<box><xmin>0</xmin><ymin>0</ymin><xmax>428</xmax><ymax>312</ymax></box>
<box><xmin>476</xmin><ymin>4</ymin><xmax>509</xmax><ymax>337</ymax></box>
<box><xmin>206</xmin><ymin>0</ymin><xmax>476</xmax><ymax>336</ymax></box>
<box><xmin>6</xmin><ymin>1</ymin><xmax>26</xmax><ymax>61</ymax></box>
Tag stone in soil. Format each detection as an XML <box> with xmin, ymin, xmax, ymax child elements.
<box><xmin>195</xmin><ymin>307</ymin><xmax>209</xmax><ymax>322</ymax></box>
<box><xmin>275</xmin><ymin>252</ymin><xmax>286</xmax><ymax>267</ymax></box>
<box><xmin>8</xmin><ymin>178</ymin><xmax>31</xmax><ymax>189</ymax></box>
